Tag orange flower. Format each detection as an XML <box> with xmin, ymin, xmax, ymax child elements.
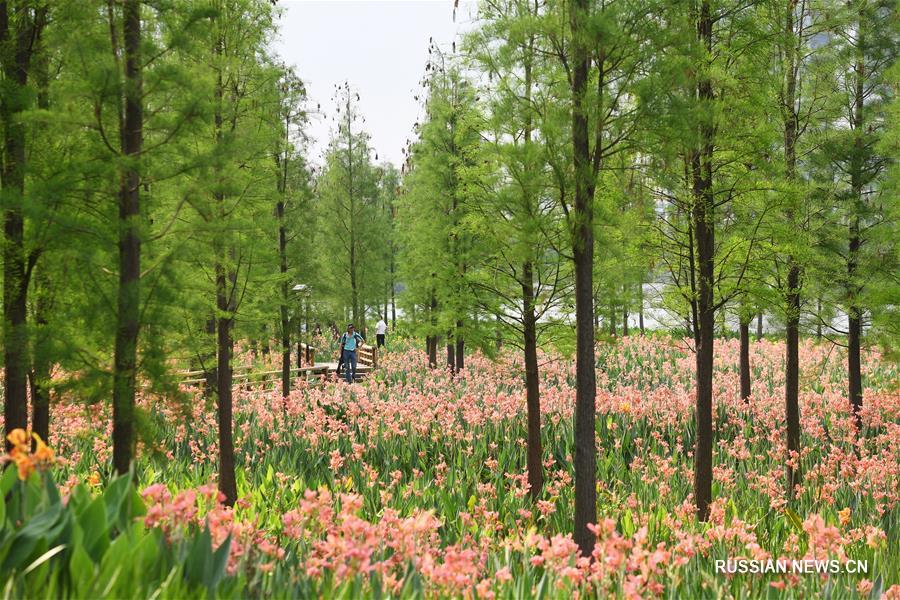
<box><xmin>838</xmin><ymin>507</ymin><xmax>851</xmax><ymax>527</ymax></box>
<box><xmin>6</xmin><ymin>428</ymin><xmax>28</xmax><ymax>449</ymax></box>
<box><xmin>3</xmin><ymin>429</ymin><xmax>56</xmax><ymax>480</ymax></box>
<box><xmin>32</xmin><ymin>433</ymin><xmax>54</xmax><ymax>464</ymax></box>
<box><xmin>9</xmin><ymin>448</ymin><xmax>34</xmax><ymax>480</ymax></box>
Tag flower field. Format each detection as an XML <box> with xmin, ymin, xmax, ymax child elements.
<box><xmin>2</xmin><ymin>336</ymin><xmax>899</xmax><ymax>598</ymax></box>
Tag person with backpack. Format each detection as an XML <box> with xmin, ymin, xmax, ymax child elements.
<box><xmin>337</xmin><ymin>323</ymin><xmax>365</xmax><ymax>383</ymax></box>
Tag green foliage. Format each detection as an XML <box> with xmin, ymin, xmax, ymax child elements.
<box><xmin>0</xmin><ymin>469</ymin><xmax>238</xmax><ymax>598</ymax></box>
<box><xmin>398</xmin><ymin>57</ymin><xmax>492</xmax><ymax>350</ymax></box>
<box><xmin>312</xmin><ymin>84</ymin><xmax>393</xmax><ymax>332</ymax></box>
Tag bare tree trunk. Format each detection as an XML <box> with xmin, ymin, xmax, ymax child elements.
<box><xmin>781</xmin><ymin>0</ymin><xmax>803</xmax><ymax>500</ymax></box>
<box><xmin>446</xmin><ymin>329</ymin><xmax>455</xmax><ymax>372</ymax></box>
<box><xmin>213</xmin><ymin>27</ymin><xmax>236</xmax><ymax>506</ymax></box>
<box><xmin>816</xmin><ymin>297</ymin><xmax>822</xmax><ymax>340</ymax></box>
<box><xmin>739</xmin><ymin>317</ymin><xmax>751</xmax><ymax>402</ymax></box>
<box><xmin>455</xmin><ymin>320</ymin><xmax>464</xmax><ymax>372</ymax></box>
<box><xmin>277</xmin><ymin>197</ymin><xmax>291</xmax><ymax>397</ymax></box>
<box><xmin>30</xmin><ymin>267</ymin><xmax>51</xmax><ymax>445</ymax></box>
<box><xmin>428</xmin><ymin>336</ymin><xmax>438</xmax><ymax>368</ymax></box>
<box><xmin>215</xmin><ymin>258</ymin><xmax>237</xmax><ymax>506</ymax></box>
<box><xmin>428</xmin><ymin>289</ymin><xmax>438</xmax><ymax>368</ymax></box>
<box><xmin>570</xmin><ymin>0</ymin><xmax>598</xmax><ymax>555</ymax></box>
<box><xmin>638</xmin><ymin>283</ymin><xmax>645</xmax><ymax>334</ymax></box>
<box><xmin>756</xmin><ymin>312</ymin><xmax>763</xmax><ymax>340</ymax></box>
<box><xmin>848</xmin><ymin>309</ymin><xmax>862</xmax><ymax>429</ymax></box>
<box><xmin>112</xmin><ymin>0</ymin><xmax>142</xmax><ymax>474</ymax></box>
<box><xmin>691</xmin><ymin>0</ymin><xmax>715</xmax><ymax>522</ymax></box>
<box><xmin>522</xmin><ymin>261</ymin><xmax>543</xmax><ymax>500</ymax></box>
<box><xmin>785</xmin><ymin>270</ymin><xmax>801</xmax><ymax>496</ymax></box>
<box><xmin>846</xmin><ymin>13</ymin><xmax>865</xmax><ymax>432</ymax></box>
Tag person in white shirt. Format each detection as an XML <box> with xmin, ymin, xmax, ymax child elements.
<box><xmin>375</xmin><ymin>317</ymin><xmax>388</xmax><ymax>348</ymax></box>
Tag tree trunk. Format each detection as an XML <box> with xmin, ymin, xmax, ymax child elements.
<box><xmin>781</xmin><ymin>0</ymin><xmax>803</xmax><ymax>501</ymax></box>
<box><xmin>637</xmin><ymin>282</ymin><xmax>645</xmax><ymax>334</ymax></box>
<box><xmin>739</xmin><ymin>318</ymin><xmax>751</xmax><ymax>402</ymax></box>
<box><xmin>785</xmin><ymin>265</ymin><xmax>802</xmax><ymax>497</ymax></box>
<box><xmin>522</xmin><ymin>261</ymin><xmax>543</xmax><ymax>500</ymax></box>
<box><xmin>1</xmin><ymin>3</ymin><xmax>45</xmax><ymax>447</ymax></box>
<box><xmin>691</xmin><ymin>0</ymin><xmax>715</xmax><ymax>522</ymax></box>
<box><xmin>29</xmin><ymin>33</ymin><xmax>51</xmax><ymax>446</ymax></box>
<box><xmin>846</xmin><ymin>10</ymin><xmax>865</xmax><ymax>432</ymax></box>
<box><xmin>111</xmin><ymin>0</ymin><xmax>142</xmax><ymax>474</ymax></box>
<box><xmin>455</xmin><ymin>320</ymin><xmax>464</xmax><ymax>372</ymax></box>
<box><xmin>277</xmin><ymin>196</ymin><xmax>291</xmax><ymax>397</ymax></box>
<box><xmin>345</xmin><ymin>97</ymin><xmax>360</xmax><ymax>327</ymax></box>
<box><xmin>213</xmin><ymin>27</ymin><xmax>236</xmax><ymax>506</ymax></box>
<box><xmin>756</xmin><ymin>312</ymin><xmax>763</xmax><ymax>340</ymax></box>
<box><xmin>215</xmin><ymin>259</ymin><xmax>237</xmax><ymax>506</ymax></box>
<box><xmin>848</xmin><ymin>309</ymin><xmax>862</xmax><ymax>429</ymax></box>
<box><xmin>30</xmin><ymin>267</ymin><xmax>51</xmax><ymax>445</ymax></box>
<box><xmin>816</xmin><ymin>297</ymin><xmax>822</xmax><ymax>340</ymax></box>
<box><xmin>446</xmin><ymin>330</ymin><xmax>455</xmax><ymax>372</ymax></box>
<box><xmin>428</xmin><ymin>289</ymin><xmax>438</xmax><ymax>368</ymax></box>
<box><xmin>685</xmin><ymin>216</ymin><xmax>701</xmax><ymax>350</ymax></box>
<box><xmin>570</xmin><ymin>0</ymin><xmax>598</xmax><ymax>555</ymax></box>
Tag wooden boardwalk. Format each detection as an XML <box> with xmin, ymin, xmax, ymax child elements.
<box><xmin>179</xmin><ymin>342</ymin><xmax>378</xmax><ymax>388</ymax></box>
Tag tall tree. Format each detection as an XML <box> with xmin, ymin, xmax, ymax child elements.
<box><xmin>466</xmin><ymin>0</ymin><xmax>571</xmax><ymax>500</ymax></box>
<box><xmin>566</xmin><ymin>0</ymin><xmax>601</xmax><ymax>554</ymax></box>
<box><xmin>646</xmin><ymin>0</ymin><xmax>773</xmax><ymax>520</ymax></box>
<box><xmin>819</xmin><ymin>0</ymin><xmax>896</xmax><ymax>429</ymax></box>
<box><xmin>109</xmin><ymin>0</ymin><xmax>143</xmax><ymax>475</ymax></box>
<box><xmin>315</xmin><ymin>84</ymin><xmax>385</xmax><ymax>332</ymax></box>
<box><xmin>0</xmin><ymin>1</ymin><xmax>47</xmax><ymax>446</ymax></box>
<box><xmin>274</xmin><ymin>69</ymin><xmax>307</xmax><ymax>398</ymax></box>
<box><xmin>398</xmin><ymin>55</ymin><xmax>482</xmax><ymax>372</ymax></box>
<box><xmin>766</xmin><ymin>0</ymin><xmax>834</xmax><ymax>496</ymax></box>
<box><xmin>548</xmin><ymin>0</ymin><xmax>647</xmax><ymax>551</ymax></box>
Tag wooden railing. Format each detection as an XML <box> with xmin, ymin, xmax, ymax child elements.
<box><xmin>179</xmin><ymin>364</ymin><xmax>329</xmax><ymax>388</ymax></box>
<box><xmin>358</xmin><ymin>344</ymin><xmax>377</xmax><ymax>369</ymax></box>
<box><xmin>178</xmin><ymin>341</ymin><xmax>377</xmax><ymax>389</ymax></box>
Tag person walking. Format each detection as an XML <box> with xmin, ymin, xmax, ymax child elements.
<box><xmin>375</xmin><ymin>316</ymin><xmax>388</xmax><ymax>348</ymax></box>
<box><xmin>338</xmin><ymin>323</ymin><xmax>364</xmax><ymax>383</ymax></box>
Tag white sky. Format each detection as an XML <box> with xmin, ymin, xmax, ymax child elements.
<box><xmin>273</xmin><ymin>0</ymin><xmax>478</xmax><ymax>168</ymax></box>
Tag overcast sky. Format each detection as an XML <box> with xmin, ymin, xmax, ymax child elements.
<box><xmin>273</xmin><ymin>1</ymin><xmax>477</xmax><ymax>168</ymax></box>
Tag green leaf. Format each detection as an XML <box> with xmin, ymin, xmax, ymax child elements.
<box><xmin>23</xmin><ymin>544</ymin><xmax>66</xmax><ymax>575</ymax></box>
<box><xmin>102</xmin><ymin>475</ymin><xmax>132</xmax><ymax>529</ymax></box>
<box><xmin>69</xmin><ymin>545</ymin><xmax>95</xmax><ymax>596</ymax></box>
<box><xmin>0</xmin><ymin>467</ymin><xmax>17</xmax><ymax>497</ymax></box>
<box><xmin>784</xmin><ymin>507</ymin><xmax>803</xmax><ymax>533</ymax></box>
<box><xmin>183</xmin><ymin>525</ymin><xmax>213</xmax><ymax>588</ymax></box>
<box><xmin>80</xmin><ymin>496</ymin><xmax>110</xmax><ymax>561</ymax></box>
<box><xmin>208</xmin><ymin>534</ymin><xmax>231</xmax><ymax>592</ymax></box>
